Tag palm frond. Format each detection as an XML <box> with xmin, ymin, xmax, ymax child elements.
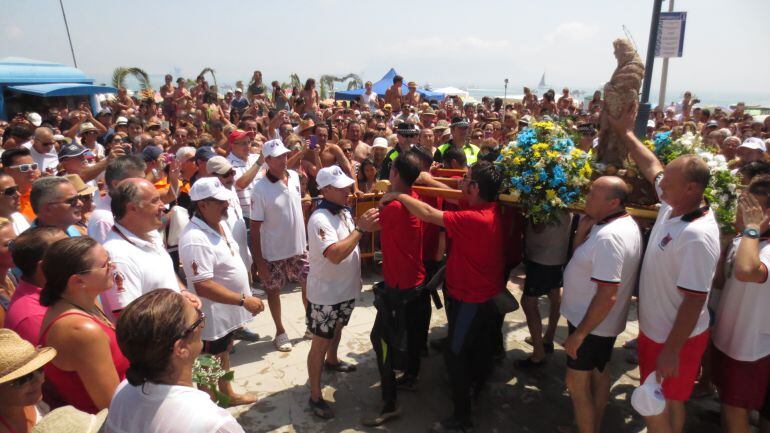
<box><xmin>198</xmin><ymin>67</ymin><xmax>217</xmax><ymax>88</ymax></box>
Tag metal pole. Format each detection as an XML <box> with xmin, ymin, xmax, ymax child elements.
<box><xmin>634</xmin><ymin>0</ymin><xmax>664</xmax><ymax>139</ymax></box>
<box><xmin>657</xmin><ymin>0</ymin><xmax>675</xmax><ymax>110</ymax></box>
<box><xmin>59</xmin><ymin>0</ymin><xmax>78</xmax><ymax>68</ymax></box>
<box><xmin>504</xmin><ymin>78</ymin><xmax>509</xmax><ymax>100</ymax></box>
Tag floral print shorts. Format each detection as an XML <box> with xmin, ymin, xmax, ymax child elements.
<box><xmin>305</xmin><ymin>299</ymin><xmax>356</xmax><ymax>339</ymax></box>
<box><xmin>262</xmin><ymin>253</ymin><xmax>309</xmax><ymax>292</ymax></box>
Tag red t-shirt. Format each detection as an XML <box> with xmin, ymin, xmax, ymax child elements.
<box><xmin>380</xmin><ymin>192</ymin><xmax>425</xmax><ymax>289</ymax></box>
<box><xmin>418</xmin><ymin>194</ymin><xmax>443</xmax><ymax>261</ymax></box>
<box><xmin>443</xmin><ymin>201</ymin><xmax>504</xmax><ymax>303</ymax></box>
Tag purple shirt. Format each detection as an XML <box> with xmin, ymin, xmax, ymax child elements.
<box><xmin>6</xmin><ymin>280</ymin><xmax>46</xmax><ymax>346</ymax></box>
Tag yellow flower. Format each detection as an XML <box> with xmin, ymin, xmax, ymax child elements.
<box><xmin>546</xmin><ymin>150</ymin><xmax>559</xmax><ymax>159</ymax></box>
<box><xmin>513</xmin><ymin>156</ymin><xmax>524</xmax><ymax>165</ymax></box>
<box><xmin>546</xmin><ymin>189</ymin><xmax>556</xmax><ymax>200</ymax></box>
<box><xmin>533</xmin><ymin>151</ymin><xmax>541</xmax><ymax>158</ymax></box>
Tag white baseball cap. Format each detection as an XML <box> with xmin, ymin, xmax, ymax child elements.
<box><xmin>317</xmin><ymin>165</ymin><xmax>354</xmax><ymax>189</ymax></box>
<box><xmin>206</xmin><ymin>156</ymin><xmax>233</xmax><ymax>175</ymax></box>
<box><xmin>189</xmin><ymin>177</ymin><xmax>234</xmax><ymax>202</ymax></box>
<box><xmin>115</xmin><ymin>116</ymin><xmax>128</xmax><ymax>125</ymax></box>
<box><xmin>739</xmin><ymin>137</ymin><xmax>767</xmax><ymax>152</ymax></box>
<box><xmin>27</xmin><ymin>112</ymin><xmax>42</xmax><ymax>127</ymax></box>
<box><xmin>262</xmin><ymin>139</ymin><xmax>290</xmax><ymax>158</ymax></box>
<box><xmin>372</xmin><ymin>137</ymin><xmax>389</xmax><ymax>149</ymax></box>
<box><xmin>631</xmin><ymin>372</ymin><xmax>666</xmax><ymax>417</ymax></box>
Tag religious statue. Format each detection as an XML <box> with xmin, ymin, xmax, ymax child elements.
<box><xmin>597</xmin><ymin>38</ymin><xmax>645</xmax><ymax>167</ymax></box>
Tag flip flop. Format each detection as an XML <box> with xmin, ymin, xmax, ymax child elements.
<box><xmin>514</xmin><ymin>357</ymin><xmax>547</xmax><ymax>370</ymax></box>
<box><xmin>324</xmin><ymin>360</ymin><xmax>357</xmax><ymax>373</ymax></box>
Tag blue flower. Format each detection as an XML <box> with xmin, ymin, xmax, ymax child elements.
<box><xmin>517</xmin><ymin>128</ymin><xmax>538</xmax><ymax>148</ymax></box>
<box><xmin>654</xmin><ymin>131</ymin><xmax>672</xmax><ymax>152</ymax></box>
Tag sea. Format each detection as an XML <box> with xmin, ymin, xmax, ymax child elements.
<box><xmin>461</xmin><ymin>86</ymin><xmax>770</xmax><ymax>109</ymax></box>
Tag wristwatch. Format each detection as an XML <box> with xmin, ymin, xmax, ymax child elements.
<box><xmin>743</xmin><ymin>227</ymin><xmax>760</xmax><ymax>239</ymax></box>
<box><xmin>239</xmin><ymin>293</ymin><xmax>246</xmax><ymax>306</ymax></box>
<box><xmin>355</xmin><ymin>226</ymin><xmax>365</xmax><ymax>234</ymax></box>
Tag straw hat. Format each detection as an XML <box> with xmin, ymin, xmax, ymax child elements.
<box><xmin>298</xmin><ymin>118</ymin><xmax>315</xmax><ymax>134</ymax></box>
<box><xmin>31</xmin><ymin>406</ymin><xmax>108</xmax><ymax>433</ymax></box>
<box><xmin>0</xmin><ymin>329</ymin><xmax>57</xmax><ymax>385</ymax></box>
<box><xmin>65</xmin><ymin>174</ymin><xmax>97</xmax><ymax>196</ymax></box>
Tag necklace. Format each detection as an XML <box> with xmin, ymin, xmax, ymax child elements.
<box><xmin>60</xmin><ymin>297</ymin><xmax>115</xmax><ymax>330</ymax></box>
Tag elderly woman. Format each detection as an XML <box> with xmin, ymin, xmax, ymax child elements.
<box><xmin>106</xmin><ymin>289</ymin><xmax>245</xmax><ymax>433</ymax></box>
<box><xmin>38</xmin><ymin>237</ymin><xmax>128</xmax><ymax>413</ymax></box>
<box><xmin>0</xmin><ymin>329</ymin><xmax>56</xmax><ymax>433</ymax></box>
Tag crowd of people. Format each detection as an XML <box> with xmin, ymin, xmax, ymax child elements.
<box><xmin>0</xmin><ymin>69</ymin><xmax>769</xmax><ymax>433</ymax></box>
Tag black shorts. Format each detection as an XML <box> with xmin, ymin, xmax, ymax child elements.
<box><xmin>523</xmin><ymin>260</ymin><xmax>564</xmax><ymax>297</ymax></box>
<box><xmin>566</xmin><ymin>322</ymin><xmax>616</xmax><ymax>373</ymax></box>
<box><xmin>204</xmin><ymin>330</ymin><xmax>237</xmax><ymax>355</ymax></box>
<box><xmin>305</xmin><ymin>299</ymin><xmax>355</xmax><ymax>340</ymax></box>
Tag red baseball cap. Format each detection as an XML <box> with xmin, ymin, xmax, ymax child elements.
<box><xmin>228</xmin><ymin>129</ymin><xmax>255</xmax><ymax>144</ymax></box>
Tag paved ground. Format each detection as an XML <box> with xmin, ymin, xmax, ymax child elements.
<box><xmin>225</xmin><ymin>265</ymin><xmax>723</xmax><ymax>433</ymax></box>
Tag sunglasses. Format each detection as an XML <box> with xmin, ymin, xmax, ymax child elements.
<box><xmin>177</xmin><ymin>309</ymin><xmax>206</xmax><ymax>342</ymax></box>
<box><xmin>77</xmin><ymin>257</ymin><xmax>113</xmax><ymax>275</ymax></box>
<box><xmin>49</xmin><ymin>195</ymin><xmax>82</xmax><ymax>207</ymax></box>
<box><xmin>217</xmin><ymin>169</ymin><xmax>236</xmax><ymax>178</ymax></box>
<box><xmin>10</xmin><ymin>368</ymin><xmax>43</xmax><ymax>387</ymax></box>
<box><xmin>2</xmin><ymin>185</ymin><xmax>19</xmax><ymax>197</ymax></box>
<box><xmin>9</xmin><ymin>163</ymin><xmax>39</xmax><ymax>173</ymax></box>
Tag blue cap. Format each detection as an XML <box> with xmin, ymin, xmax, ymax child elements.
<box><xmin>194</xmin><ymin>146</ymin><xmax>216</xmax><ymax>162</ymax></box>
<box><xmin>141</xmin><ymin>145</ymin><xmax>163</xmax><ymax>162</ymax></box>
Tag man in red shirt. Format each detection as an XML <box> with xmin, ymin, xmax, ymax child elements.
<box><xmin>380</xmin><ymin>160</ymin><xmax>505</xmax><ymax>433</ymax></box>
<box><xmin>363</xmin><ymin>153</ymin><xmax>426</xmax><ymax>426</ymax></box>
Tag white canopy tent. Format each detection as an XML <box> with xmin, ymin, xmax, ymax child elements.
<box><xmin>434</xmin><ymin>86</ymin><xmax>470</xmax><ymax>100</ymax></box>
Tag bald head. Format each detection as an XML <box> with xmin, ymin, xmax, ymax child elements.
<box><xmin>34</xmin><ymin>127</ymin><xmax>53</xmax><ymax>141</ymax></box>
<box><xmin>585</xmin><ymin>176</ymin><xmax>629</xmax><ymax>219</ymax></box>
<box><xmin>671</xmin><ymin>155</ymin><xmax>710</xmax><ymax>190</ymax></box>
<box><xmin>595</xmin><ymin>176</ymin><xmax>630</xmax><ymax>205</ymax></box>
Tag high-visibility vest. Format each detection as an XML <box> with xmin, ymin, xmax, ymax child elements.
<box><xmin>437</xmin><ymin>141</ymin><xmax>480</xmax><ymax>165</ymax></box>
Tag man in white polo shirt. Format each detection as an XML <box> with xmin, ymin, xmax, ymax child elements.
<box><xmin>305</xmin><ymin>166</ymin><xmax>379</xmax><ymax>419</ymax></box>
<box><xmin>101</xmin><ymin>178</ymin><xmax>200</xmax><ymax>319</ymax></box>
<box><xmin>561</xmin><ymin>176</ymin><xmax>642</xmax><ymax>433</ymax></box>
<box><xmin>180</xmin><ymin>177</ymin><xmax>264</xmax><ymax>406</ymax></box>
<box><xmin>227</xmin><ymin>129</ymin><xmax>264</xmax><ymax>219</ymax></box>
<box><xmin>250</xmin><ymin>139</ymin><xmax>307</xmax><ymax>352</ymax></box>
<box><xmin>610</xmin><ymin>104</ymin><xmax>720</xmax><ymax>433</ymax></box>
<box><xmin>22</xmin><ymin>127</ymin><xmax>59</xmax><ymax>174</ymax></box>
<box><xmin>713</xmin><ymin>179</ymin><xmax>770</xmax><ymax>432</ymax></box>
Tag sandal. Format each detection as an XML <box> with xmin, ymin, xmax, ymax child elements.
<box><xmin>324</xmin><ymin>360</ymin><xmax>357</xmax><ymax>373</ymax></box>
<box><xmin>273</xmin><ymin>332</ymin><xmax>292</xmax><ymax>352</ymax></box>
<box><xmin>309</xmin><ymin>397</ymin><xmax>334</xmax><ymax>420</ymax></box>
<box><xmin>514</xmin><ymin>357</ymin><xmax>547</xmax><ymax>370</ymax></box>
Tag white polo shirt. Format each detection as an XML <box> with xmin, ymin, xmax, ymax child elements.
<box><xmin>638</xmin><ymin>176</ymin><xmax>720</xmax><ymax>343</ymax></box>
<box><xmin>227</xmin><ymin>152</ymin><xmax>264</xmax><ymax>216</ymax></box>
<box><xmin>101</xmin><ymin>223</ymin><xmax>180</xmax><ymax>317</ymax></box>
<box><xmin>10</xmin><ymin>212</ymin><xmax>30</xmax><ymax>236</ymax></box>
<box><xmin>562</xmin><ymin>213</ymin><xmax>642</xmax><ymax>337</ymax></box>
<box><xmin>179</xmin><ymin>216</ymin><xmax>252</xmax><ymax>341</ymax></box>
<box><xmin>713</xmin><ymin>237</ymin><xmax>770</xmax><ymax>361</ymax></box>
<box><xmin>224</xmin><ymin>186</ymin><xmax>251</xmax><ymax>270</ymax></box>
<box><xmin>22</xmin><ymin>142</ymin><xmax>58</xmax><ymax>173</ymax></box>
<box><xmin>249</xmin><ymin>170</ymin><xmax>306</xmax><ymax>262</ymax></box>
<box><xmin>306</xmin><ymin>205</ymin><xmax>362</xmax><ymax>306</ymax></box>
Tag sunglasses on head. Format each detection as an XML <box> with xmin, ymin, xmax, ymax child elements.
<box><xmin>9</xmin><ymin>163</ymin><xmax>38</xmax><ymax>172</ymax></box>
<box><xmin>177</xmin><ymin>309</ymin><xmax>206</xmax><ymax>343</ymax></box>
<box><xmin>3</xmin><ymin>185</ymin><xmax>19</xmax><ymax>196</ymax></box>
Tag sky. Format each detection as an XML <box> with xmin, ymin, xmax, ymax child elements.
<box><xmin>2</xmin><ymin>0</ymin><xmax>769</xmax><ymax>104</ymax></box>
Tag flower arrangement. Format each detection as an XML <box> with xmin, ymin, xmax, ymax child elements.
<box><xmin>193</xmin><ymin>354</ymin><xmax>234</xmax><ymax>407</ymax></box>
<box><xmin>652</xmin><ymin>131</ymin><xmax>740</xmax><ymax>233</ymax></box>
<box><xmin>497</xmin><ymin>121</ymin><xmax>594</xmax><ymax>224</ymax></box>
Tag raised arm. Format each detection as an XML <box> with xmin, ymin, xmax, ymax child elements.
<box><xmin>607</xmin><ymin>102</ymin><xmax>664</xmax><ymax>184</ymax></box>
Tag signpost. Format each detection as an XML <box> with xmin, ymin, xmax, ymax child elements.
<box><xmin>655</xmin><ymin>11</ymin><xmax>687</xmax><ymax>58</ymax></box>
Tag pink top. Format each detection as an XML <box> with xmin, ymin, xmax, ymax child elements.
<box><xmin>5</xmin><ymin>280</ymin><xmax>46</xmax><ymax>346</ymax></box>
